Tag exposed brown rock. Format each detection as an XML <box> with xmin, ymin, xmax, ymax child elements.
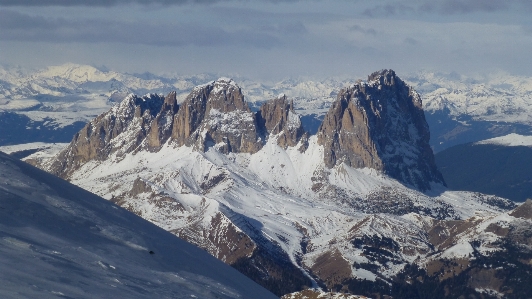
<box><xmin>171</xmin><ymin>210</ymin><xmax>256</xmax><ymax>264</ymax></box>
<box><xmin>317</xmin><ymin>69</ymin><xmax>445</xmax><ymax>191</ymax></box>
<box><xmin>485</xmin><ymin>223</ymin><xmax>510</xmax><ymax>237</ymax></box>
<box><xmin>257</xmin><ymin>95</ymin><xmax>307</xmax><ymax>149</ymax></box>
<box><xmin>309</xmin><ymin>248</ymin><xmax>352</xmax><ymax>290</ymax></box>
<box><xmin>428</xmin><ymin>219</ymin><xmax>480</xmax><ymax>251</ymax></box>
<box><xmin>146</xmin><ymin>91</ymin><xmax>179</xmax><ymax>150</ymax></box>
<box><xmin>129</xmin><ymin>177</ymin><xmax>152</xmax><ymax>196</ymax></box>
<box><xmin>426</xmin><ymin>258</ymin><xmax>470</xmax><ymax>281</ymax></box>
<box><xmin>47</xmin><ymin>94</ymin><xmax>164</xmax><ymax>178</ymax></box>
<box><xmin>509</xmin><ymin>199</ymin><xmax>532</xmax><ymax>220</ymax></box>
<box><xmin>171</xmin><ymin>79</ymin><xmax>262</xmax><ymax>154</ymax></box>
<box><xmin>171</xmin><ymin>84</ymin><xmax>210</xmax><ymax>146</ymax></box>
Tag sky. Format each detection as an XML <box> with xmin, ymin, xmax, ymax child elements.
<box><xmin>0</xmin><ymin>0</ymin><xmax>531</xmax><ymax>80</ymax></box>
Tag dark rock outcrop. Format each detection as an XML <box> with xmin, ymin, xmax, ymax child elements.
<box><xmin>317</xmin><ymin>69</ymin><xmax>445</xmax><ymax>191</ymax></box>
<box><xmin>172</xmin><ymin>78</ymin><xmax>262</xmax><ymax>154</ymax></box>
<box><xmin>47</xmin><ymin>93</ymin><xmax>164</xmax><ymax>177</ymax></box>
<box><xmin>147</xmin><ymin>91</ymin><xmax>179</xmax><ymax>150</ymax></box>
<box><xmin>257</xmin><ymin>94</ymin><xmax>307</xmax><ymax>150</ymax></box>
<box><xmin>510</xmin><ymin>199</ymin><xmax>532</xmax><ymax>220</ymax></box>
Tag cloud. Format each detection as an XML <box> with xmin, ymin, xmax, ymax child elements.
<box><xmin>0</xmin><ymin>10</ymin><xmax>281</xmax><ymax>48</ymax></box>
<box><xmin>362</xmin><ymin>3</ymin><xmax>415</xmax><ymax>17</ymax></box>
<box><xmin>403</xmin><ymin>37</ymin><xmax>418</xmax><ymax>45</ymax></box>
<box><xmin>0</xmin><ymin>0</ymin><xmax>303</xmax><ymax>6</ymax></box>
<box><xmin>362</xmin><ymin>0</ymin><xmax>529</xmax><ymax>17</ymax></box>
<box><xmin>0</xmin><ymin>0</ymin><xmax>218</xmax><ymax>6</ymax></box>
<box><xmin>422</xmin><ymin>0</ymin><xmax>510</xmax><ymax>14</ymax></box>
<box><xmin>349</xmin><ymin>25</ymin><xmax>377</xmax><ymax>36</ymax></box>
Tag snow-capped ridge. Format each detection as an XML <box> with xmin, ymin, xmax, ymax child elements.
<box><xmin>475</xmin><ymin>133</ymin><xmax>532</xmax><ymax>147</ymax></box>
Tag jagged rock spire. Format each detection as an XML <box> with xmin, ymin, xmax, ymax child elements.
<box><xmin>171</xmin><ymin>78</ymin><xmax>262</xmax><ymax>154</ymax></box>
<box><xmin>257</xmin><ymin>94</ymin><xmax>307</xmax><ymax>150</ymax></box>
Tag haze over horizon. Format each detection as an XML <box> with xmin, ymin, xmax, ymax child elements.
<box><xmin>1</xmin><ymin>0</ymin><xmax>531</xmax><ymax>80</ymax></box>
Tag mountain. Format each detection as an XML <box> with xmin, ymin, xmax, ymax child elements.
<box><xmin>317</xmin><ymin>70</ymin><xmax>444</xmax><ymax>191</ymax></box>
<box><xmin>405</xmin><ymin>72</ymin><xmax>532</xmax><ymax>152</ymax></box>
<box><xmin>37</xmin><ymin>70</ymin><xmax>532</xmax><ymax>298</ymax></box>
<box><xmin>0</xmin><ymin>151</ymin><xmax>278</xmax><ymax>299</ymax></box>
<box><xmin>436</xmin><ymin>133</ymin><xmax>532</xmax><ymax>202</ymax></box>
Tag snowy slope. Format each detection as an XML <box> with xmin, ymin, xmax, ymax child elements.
<box><xmin>0</xmin><ymin>151</ymin><xmax>278</xmax><ymax>299</ymax></box>
<box><xmin>475</xmin><ymin>133</ymin><xmax>532</xmax><ymax>147</ymax></box>
<box><xmin>52</xmin><ymin>134</ymin><xmax>514</xmax><ymax>285</ymax></box>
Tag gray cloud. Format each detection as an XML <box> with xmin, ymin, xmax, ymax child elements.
<box><xmin>404</xmin><ymin>37</ymin><xmax>418</xmax><ymax>45</ymax></box>
<box><xmin>362</xmin><ymin>3</ymin><xmax>415</xmax><ymax>17</ymax></box>
<box><xmin>0</xmin><ymin>0</ymin><xmax>219</xmax><ymax>6</ymax></box>
<box><xmin>0</xmin><ymin>0</ymin><xmax>303</xmax><ymax>6</ymax></box>
<box><xmin>260</xmin><ymin>21</ymin><xmax>308</xmax><ymax>35</ymax></box>
<box><xmin>349</xmin><ymin>25</ymin><xmax>377</xmax><ymax>36</ymax></box>
<box><xmin>0</xmin><ymin>10</ymin><xmax>280</xmax><ymax>48</ymax></box>
<box><xmin>362</xmin><ymin>0</ymin><xmax>529</xmax><ymax>17</ymax></box>
<box><xmin>421</xmin><ymin>0</ymin><xmax>510</xmax><ymax>14</ymax></box>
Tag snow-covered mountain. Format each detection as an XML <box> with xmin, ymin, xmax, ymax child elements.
<box><xmin>38</xmin><ymin>71</ymin><xmax>532</xmax><ymax>298</ymax></box>
<box><xmin>0</xmin><ymin>150</ymin><xmax>278</xmax><ymax>299</ymax></box>
<box><xmin>405</xmin><ymin>71</ymin><xmax>532</xmax><ymax>151</ymax></box>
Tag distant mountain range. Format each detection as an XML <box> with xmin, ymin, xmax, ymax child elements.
<box><xmin>2</xmin><ymin>64</ymin><xmax>532</xmax><ymax>150</ymax></box>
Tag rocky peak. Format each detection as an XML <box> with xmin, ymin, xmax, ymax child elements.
<box><xmin>317</xmin><ymin>69</ymin><xmax>445</xmax><ymax>191</ymax></box>
<box><xmin>146</xmin><ymin>91</ymin><xmax>180</xmax><ymax>150</ymax></box>
<box><xmin>48</xmin><ymin>93</ymin><xmax>165</xmax><ymax>177</ymax></box>
<box><xmin>206</xmin><ymin>78</ymin><xmax>250</xmax><ymax>113</ymax></box>
<box><xmin>510</xmin><ymin>199</ymin><xmax>532</xmax><ymax>220</ymax></box>
<box><xmin>257</xmin><ymin>94</ymin><xmax>307</xmax><ymax>150</ymax></box>
<box><xmin>171</xmin><ymin>78</ymin><xmax>261</xmax><ymax>154</ymax></box>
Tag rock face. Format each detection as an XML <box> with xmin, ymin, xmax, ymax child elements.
<box><xmin>172</xmin><ymin>78</ymin><xmax>262</xmax><ymax>154</ymax></box>
<box><xmin>47</xmin><ymin>93</ymin><xmax>164</xmax><ymax>177</ymax></box>
<box><xmin>146</xmin><ymin>91</ymin><xmax>179</xmax><ymax>150</ymax></box>
<box><xmin>317</xmin><ymin>70</ymin><xmax>445</xmax><ymax>191</ymax></box>
<box><xmin>257</xmin><ymin>94</ymin><xmax>307</xmax><ymax>150</ymax></box>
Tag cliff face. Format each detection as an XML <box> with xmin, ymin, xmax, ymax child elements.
<box><xmin>47</xmin><ymin>93</ymin><xmax>164</xmax><ymax>177</ymax></box>
<box><xmin>147</xmin><ymin>91</ymin><xmax>179</xmax><ymax>150</ymax></box>
<box><xmin>174</xmin><ymin>78</ymin><xmax>262</xmax><ymax>154</ymax></box>
<box><xmin>257</xmin><ymin>94</ymin><xmax>307</xmax><ymax>150</ymax></box>
<box><xmin>317</xmin><ymin>70</ymin><xmax>445</xmax><ymax>191</ymax></box>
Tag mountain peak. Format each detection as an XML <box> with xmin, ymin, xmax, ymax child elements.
<box><xmin>367</xmin><ymin>69</ymin><xmax>397</xmax><ymax>85</ymax></box>
<box><xmin>318</xmin><ymin>70</ymin><xmax>444</xmax><ymax>191</ymax></box>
